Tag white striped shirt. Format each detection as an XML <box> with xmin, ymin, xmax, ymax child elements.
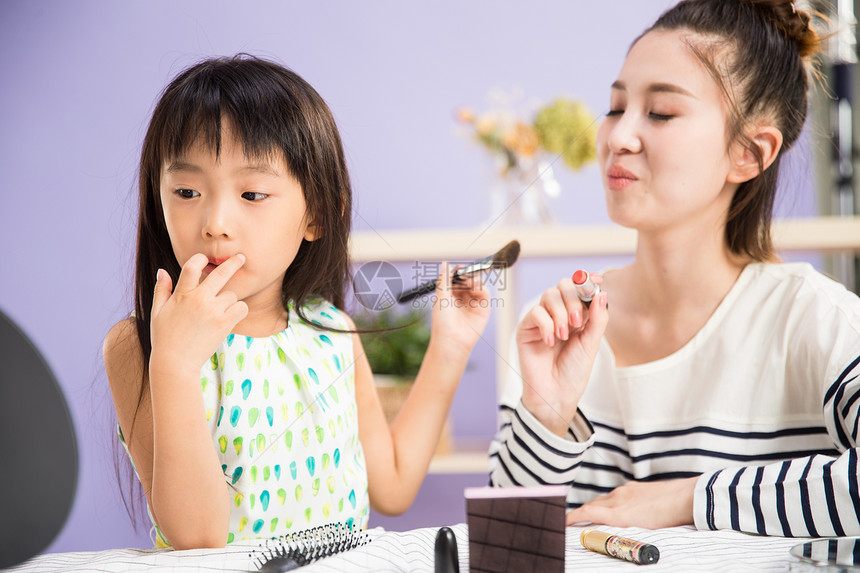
<box><xmin>490</xmin><ymin>262</ymin><xmax>860</xmax><ymax>537</ymax></box>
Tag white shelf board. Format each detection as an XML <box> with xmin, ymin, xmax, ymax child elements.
<box><xmin>427</xmin><ymin>450</ymin><xmax>489</xmax><ymax>475</ymax></box>
<box><xmin>351</xmin><ymin>216</ymin><xmax>860</xmax><ymax>261</ymax></box>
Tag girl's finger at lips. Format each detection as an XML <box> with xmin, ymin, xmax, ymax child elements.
<box><xmin>174</xmin><ymin>253</ymin><xmax>209</xmax><ymax>292</ymax></box>
<box><xmin>201</xmin><ymin>254</ymin><xmax>246</xmax><ymax>292</ymax></box>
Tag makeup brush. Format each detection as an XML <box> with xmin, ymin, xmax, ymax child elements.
<box><xmin>396</xmin><ymin>240</ymin><xmax>521</xmax><ymax>304</ymax></box>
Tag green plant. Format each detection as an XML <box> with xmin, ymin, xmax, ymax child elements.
<box><xmin>354</xmin><ymin>307</ymin><xmax>431</xmax><ymax>378</ymax></box>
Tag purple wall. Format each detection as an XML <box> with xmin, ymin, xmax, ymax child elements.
<box><xmin>0</xmin><ymin>0</ymin><xmax>818</xmax><ymax>552</ymax></box>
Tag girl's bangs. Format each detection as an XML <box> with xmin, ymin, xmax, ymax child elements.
<box><xmin>157</xmin><ymin>77</ymin><xmax>286</xmax><ymax>165</ymax></box>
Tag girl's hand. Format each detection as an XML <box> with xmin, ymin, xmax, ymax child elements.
<box><xmin>358</xmin><ymin>262</ymin><xmax>492</xmax><ymax>514</ymax></box>
<box><xmin>517</xmin><ymin>274</ymin><xmax>609</xmax><ymax>437</ymax></box>
<box><xmin>150</xmin><ymin>253</ymin><xmax>249</xmax><ymax>376</ymax></box>
<box><xmin>565</xmin><ymin>477</ymin><xmax>697</xmax><ymax>529</ymax></box>
<box><xmin>429</xmin><ymin>261</ymin><xmax>492</xmax><ymax>353</ymax></box>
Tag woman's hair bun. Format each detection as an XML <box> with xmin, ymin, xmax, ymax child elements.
<box><xmin>751</xmin><ymin>0</ymin><xmax>821</xmax><ymax>58</ymax></box>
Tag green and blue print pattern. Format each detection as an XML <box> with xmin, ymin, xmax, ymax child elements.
<box><xmin>154</xmin><ymin>300</ymin><xmax>369</xmax><ymax>545</ymax></box>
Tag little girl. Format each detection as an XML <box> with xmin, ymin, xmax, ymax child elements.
<box><xmin>104</xmin><ymin>55</ymin><xmax>491</xmax><ymax>549</ymax></box>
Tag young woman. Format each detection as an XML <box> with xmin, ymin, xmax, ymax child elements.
<box><xmin>490</xmin><ymin>0</ymin><xmax>860</xmax><ymax>537</ymax></box>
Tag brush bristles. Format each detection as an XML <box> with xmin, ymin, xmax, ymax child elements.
<box><xmin>251</xmin><ymin>522</ymin><xmax>371</xmax><ymax>570</ymax></box>
<box><xmin>491</xmin><ymin>240</ymin><xmax>521</xmax><ymax>268</ymax></box>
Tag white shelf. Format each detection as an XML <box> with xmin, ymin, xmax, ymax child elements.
<box><xmin>350</xmin><ymin>216</ymin><xmax>860</xmax><ymax>261</ymax></box>
<box><xmin>427</xmin><ymin>451</ymin><xmax>489</xmax><ymax>475</ymax></box>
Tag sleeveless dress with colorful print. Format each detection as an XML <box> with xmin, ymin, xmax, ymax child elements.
<box><xmin>120</xmin><ymin>299</ymin><xmax>370</xmax><ymax>547</ymax></box>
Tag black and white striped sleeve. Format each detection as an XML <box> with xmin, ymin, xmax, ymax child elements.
<box><xmin>694</xmin><ymin>355</ymin><xmax>860</xmax><ymax>537</ymax></box>
<box><xmin>489</xmin><ymin>399</ymin><xmax>596</xmax><ymax>487</ymax></box>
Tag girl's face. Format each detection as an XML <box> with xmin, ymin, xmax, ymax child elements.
<box><xmin>596</xmin><ymin>29</ymin><xmax>738</xmax><ymax>233</ymax></box>
<box><xmin>160</xmin><ymin>124</ymin><xmax>314</xmax><ymax>312</ymax></box>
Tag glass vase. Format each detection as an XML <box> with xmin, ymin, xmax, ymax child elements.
<box><xmin>488</xmin><ymin>154</ymin><xmax>560</xmax><ymax>226</ymax></box>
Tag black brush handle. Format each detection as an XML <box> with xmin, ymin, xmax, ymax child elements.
<box><xmin>397</xmin><ymin>272</ymin><xmax>471</xmax><ymax>304</ymax></box>
<box><xmin>397</xmin><ymin>278</ymin><xmax>440</xmax><ymax>303</ymax></box>
<box><xmin>258</xmin><ymin>556</ymin><xmax>301</xmax><ymax>572</ymax></box>
<box><xmin>397</xmin><ymin>259</ymin><xmax>485</xmax><ymax>304</ymax></box>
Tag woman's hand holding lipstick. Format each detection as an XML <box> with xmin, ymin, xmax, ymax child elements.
<box><xmin>516</xmin><ymin>272</ymin><xmax>609</xmax><ymax>438</ymax></box>
<box><xmin>149</xmin><ymin>253</ymin><xmax>249</xmax><ymax>379</ymax></box>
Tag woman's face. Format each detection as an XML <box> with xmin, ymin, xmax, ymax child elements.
<box><xmin>596</xmin><ymin>29</ymin><xmax>739</xmax><ymax>233</ymax></box>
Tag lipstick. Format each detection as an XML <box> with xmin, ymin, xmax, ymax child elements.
<box><xmin>572</xmin><ymin>270</ymin><xmax>600</xmax><ymax>307</ymax></box>
<box><xmin>581</xmin><ymin>529</ymin><xmax>659</xmax><ymax>565</ymax></box>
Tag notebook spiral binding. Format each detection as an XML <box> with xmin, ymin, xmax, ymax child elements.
<box><xmin>250</xmin><ymin>522</ymin><xmax>371</xmax><ymax>570</ymax></box>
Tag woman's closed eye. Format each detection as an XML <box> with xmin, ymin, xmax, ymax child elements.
<box><xmin>604</xmin><ymin>109</ymin><xmax>674</xmax><ymax>121</ymax></box>
<box><xmin>241</xmin><ymin>191</ymin><xmax>269</xmax><ymax>202</ymax></box>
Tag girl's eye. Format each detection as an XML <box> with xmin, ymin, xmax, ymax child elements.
<box><xmin>606</xmin><ymin>109</ymin><xmax>624</xmax><ymax>117</ymax></box>
<box><xmin>649</xmin><ymin>112</ymin><xmax>674</xmax><ymax>121</ymax></box>
<box><xmin>242</xmin><ymin>191</ymin><xmax>268</xmax><ymax>202</ymax></box>
<box><xmin>175</xmin><ymin>189</ymin><xmax>199</xmax><ymax>199</ymax></box>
